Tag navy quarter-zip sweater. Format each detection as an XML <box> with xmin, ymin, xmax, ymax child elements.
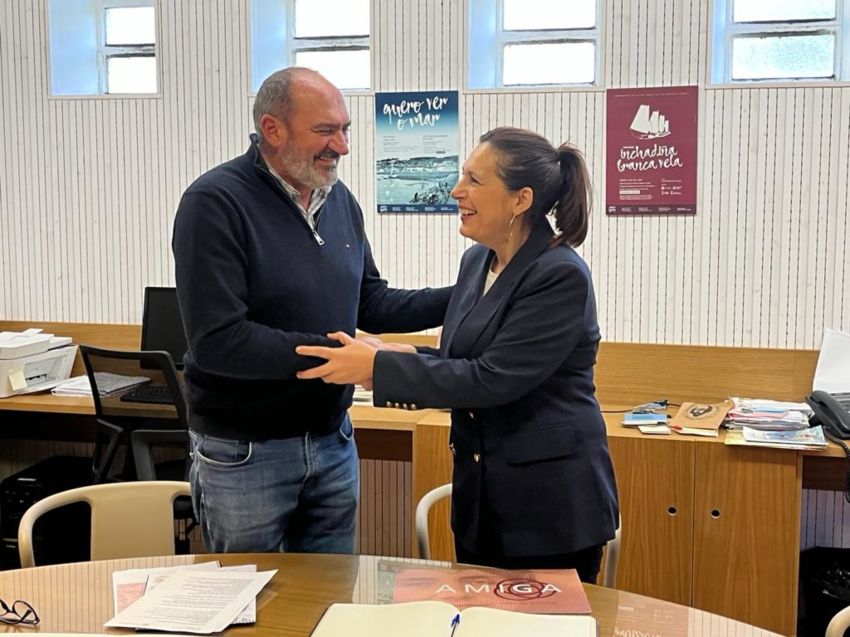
<box><xmin>172</xmin><ymin>139</ymin><xmax>452</xmax><ymax>440</ymax></box>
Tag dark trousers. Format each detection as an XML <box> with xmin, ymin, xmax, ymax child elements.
<box><xmin>454</xmin><ymin>542</ymin><xmax>605</xmax><ymax>584</ymax></box>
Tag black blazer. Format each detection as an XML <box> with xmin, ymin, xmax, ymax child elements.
<box><xmin>373</xmin><ymin>221</ymin><xmax>619</xmax><ymax>557</ymax></box>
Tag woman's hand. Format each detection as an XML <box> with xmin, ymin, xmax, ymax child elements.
<box><xmin>378</xmin><ymin>342</ymin><xmax>417</xmax><ymax>354</ymax></box>
<box><xmin>296</xmin><ymin>332</ymin><xmax>378</xmax><ymax>385</ymax></box>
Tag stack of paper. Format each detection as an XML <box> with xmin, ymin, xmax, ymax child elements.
<box><xmin>107</xmin><ymin>563</ymin><xmax>276</xmax><ymax>633</ymax></box>
<box><xmin>724</xmin><ymin>397</ymin><xmax>813</xmax><ymax>431</ymax></box>
<box><xmin>725</xmin><ymin>425</ymin><xmax>828</xmax><ymax>451</ymax></box>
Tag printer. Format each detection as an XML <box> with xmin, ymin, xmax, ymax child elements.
<box><xmin>0</xmin><ymin>330</ymin><xmax>77</xmax><ymax>398</ymax></box>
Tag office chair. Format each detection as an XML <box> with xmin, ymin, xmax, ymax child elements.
<box><xmin>415</xmin><ymin>483</ymin><xmax>453</xmax><ymax>560</ymax></box>
<box><xmin>80</xmin><ymin>345</ymin><xmax>189</xmax><ymax>476</ymax></box>
<box><xmin>414</xmin><ymin>483</ymin><xmax>622</xmax><ymax>588</ymax></box>
<box><xmin>79</xmin><ymin>345</ymin><xmax>195</xmax><ymax>547</ymax></box>
<box><xmin>17</xmin><ymin>481</ymin><xmax>191</xmax><ymax>567</ymax></box>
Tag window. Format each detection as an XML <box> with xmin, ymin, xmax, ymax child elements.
<box><xmin>251</xmin><ymin>0</ymin><xmax>371</xmax><ymax>92</ymax></box>
<box><xmin>468</xmin><ymin>0</ymin><xmax>600</xmax><ymax>88</ymax></box>
<box><xmin>711</xmin><ymin>0</ymin><xmax>850</xmax><ymax>82</ymax></box>
<box><xmin>101</xmin><ymin>3</ymin><xmax>157</xmax><ymax>94</ymax></box>
<box><xmin>48</xmin><ymin>0</ymin><xmax>158</xmax><ymax>96</ymax></box>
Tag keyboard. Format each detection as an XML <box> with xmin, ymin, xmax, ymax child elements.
<box><xmin>120</xmin><ymin>383</ymin><xmax>173</xmax><ymax>405</ymax></box>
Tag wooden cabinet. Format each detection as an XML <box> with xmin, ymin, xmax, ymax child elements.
<box><xmin>607</xmin><ymin>435</ymin><xmax>694</xmax><ymax>606</ymax></box>
<box><xmin>692</xmin><ymin>443</ymin><xmax>801</xmax><ymax>635</ymax></box>
<box><xmin>609</xmin><ymin>429</ymin><xmax>802</xmax><ymax>636</ymax></box>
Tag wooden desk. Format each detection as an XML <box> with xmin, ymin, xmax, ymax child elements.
<box><xmin>0</xmin><ymin>553</ymin><xmax>781</xmax><ymax>636</ymax></box>
<box><xmin>0</xmin><ymin>392</ymin><xmax>94</xmax><ymax>415</ymax></box>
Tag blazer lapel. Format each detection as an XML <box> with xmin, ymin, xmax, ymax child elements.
<box><xmin>440</xmin><ymin>248</ymin><xmax>490</xmax><ymax>356</ymax></box>
<box><xmin>447</xmin><ymin>221</ymin><xmax>555</xmax><ymax>357</ymax></box>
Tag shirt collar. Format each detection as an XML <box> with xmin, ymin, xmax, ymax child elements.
<box><xmin>260</xmin><ymin>153</ymin><xmax>333</xmax><ymax>207</ymax></box>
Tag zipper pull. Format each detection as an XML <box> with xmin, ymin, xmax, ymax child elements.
<box><xmin>312</xmin><ymin>229</ymin><xmax>325</xmax><ymax>245</ymax></box>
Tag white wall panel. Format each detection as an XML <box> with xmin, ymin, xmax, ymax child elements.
<box><xmin>1</xmin><ymin>0</ymin><xmax>848</xmax><ymax>347</ymax></box>
<box><xmin>0</xmin><ymin>0</ymin><xmax>250</xmax><ymax>324</ymax></box>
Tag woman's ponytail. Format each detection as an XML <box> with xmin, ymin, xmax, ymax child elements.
<box><xmin>552</xmin><ymin>144</ymin><xmax>591</xmax><ymax>248</ymax></box>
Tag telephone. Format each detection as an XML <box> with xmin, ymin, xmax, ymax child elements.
<box><xmin>806</xmin><ymin>391</ymin><xmax>850</xmax><ymax>440</ymax></box>
<box><xmin>808</xmin><ymin>391</ymin><xmax>850</xmax><ymax>504</ymax></box>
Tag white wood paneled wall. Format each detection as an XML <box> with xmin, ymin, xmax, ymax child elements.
<box><xmin>1</xmin><ymin>0</ymin><xmax>848</xmax><ymax>346</ymax></box>
<box><xmin>802</xmin><ymin>489</ymin><xmax>850</xmax><ymax>549</ymax></box>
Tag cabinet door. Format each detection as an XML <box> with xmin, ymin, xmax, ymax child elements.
<box><xmin>608</xmin><ymin>435</ymin><xmax>694</xmax><ymax>605</ymax></box>
<box><xmin>693</xmin><ymin>443</ymin><xmax>801</xmax><ymax>636</ymax></box>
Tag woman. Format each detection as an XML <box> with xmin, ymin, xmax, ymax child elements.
<box><xmin>296</xmin><ymin>127</ymin><xmax>619</xmax><ymax>582</ymax></box>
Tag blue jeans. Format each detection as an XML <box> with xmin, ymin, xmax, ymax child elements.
<box><xmin>188</xmin><ymin>415</ymin><xmax>359</xmax><ymax>554</ymax></box>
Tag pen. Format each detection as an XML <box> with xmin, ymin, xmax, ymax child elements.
<box><xmin>449</xmin><ymin>613</ymin><xmax>460</xmax><ymax>637</ymax></box>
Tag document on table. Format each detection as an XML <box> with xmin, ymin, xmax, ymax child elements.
<box><xmin>144</xmin><ymin>563</ymin><xmax>259</xmax><ymax>624</ymax></box>
<box><xmin>112</xmin><ymin>561</ymin><xmax>221</xmax><ymax>613</ymax></box>
<box><xmin>104</xmin><ymin>568</ymin><xmax>277</xmax><ymax>633</ymax></box>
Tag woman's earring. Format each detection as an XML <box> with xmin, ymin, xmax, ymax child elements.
<box><xmin>506</xmin><ymin>215</ymin><xmax>517</xmax><ymax>243</ymax></box>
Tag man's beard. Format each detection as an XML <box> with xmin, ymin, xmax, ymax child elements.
<box><xmin>279</xmin><ymin>145</ymin><xmax>340</xmax><ymax>190</ymax></box>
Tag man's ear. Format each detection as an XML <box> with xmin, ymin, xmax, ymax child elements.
<box><xmin>259</xmin><ymin>113</ymin><xmax>286</xmax><ymax>147</ymax></box>
<box><xmin>514</xmin><ymin>186</ymin><xmax>533</xmax><ymax>216</ymax></box>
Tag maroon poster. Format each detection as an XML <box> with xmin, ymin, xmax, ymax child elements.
<box><xmin>606</xmin><ymin>86</ymin><xmax>698</xmax><ymax>215</ymax></box>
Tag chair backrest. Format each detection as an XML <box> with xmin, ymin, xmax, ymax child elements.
<box><xmin>827</xmin><ymin>605</ymin><xmax>850</xmax><ymax>637</ymax></box>
<box><xmin>415</xmin><ymin>483</ymin><xmax>453</xmax><ymax>560</ymax></box>
<box><xmin>414</xmin><ymin>483</ymin><xmax>622</xmax><ymax>588</ymax></box>
<box><xmin>79</xmin><ymin>345</ymin><xmax>187</xmax><ymax>425</ymax></box>
<box><xmin>80</xmin><ymin>345</ymin><xmax>189</xmax><ymax>483</ymax></box>
<box><xmin>17</xmin><ymin>481</ymin><xmax>191</xmax><ymax>568</ymax></box>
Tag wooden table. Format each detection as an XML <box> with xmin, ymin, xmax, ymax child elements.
<box><xmin>0</xmin><ymin>553</ymin><xmax>782</xmax><ymax>636</ymax></box>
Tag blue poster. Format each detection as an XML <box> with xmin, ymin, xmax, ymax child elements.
<box><xmin>375</xmin><ymin>91</ymin><xmax>459</xmax><ymax>213</ymax></box>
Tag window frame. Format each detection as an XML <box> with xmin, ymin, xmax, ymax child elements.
<box><xmin>711</xmin><ymin>0</ymin><xmax>850</xmax><ymax>83</ymax></box>
<box><xmin>96</xmin><ymin>0</ymin><xmax>157</xmax><ymax>95</ymax></box>
<box><xmin>250</xmin><ymin>0</ymin><xmax>372</xmax><ymax>92</ymax></box>
<box><xmin>467</xmin><ymin>0</ymin><xmax>602</xmax><ymax>89</ymax></box>
<box><xmin>289</xmin><ymin>0</ymin><xmax>371</xmax><ymax>89</ymax></box>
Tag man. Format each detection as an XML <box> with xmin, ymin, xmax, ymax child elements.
<box><xmin>172</xmin><ymin>67</ymin><xmax>451</xmax><ymax>554</ymax></box>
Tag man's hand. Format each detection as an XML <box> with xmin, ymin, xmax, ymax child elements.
<box><xmin>296</xmin><ymin>332</ymin><xmax>378</xmax><ymax>385</ymax></box>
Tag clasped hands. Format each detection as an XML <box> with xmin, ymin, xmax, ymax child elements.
<box><xmin>296</xmin><ymin>332</ymin><xmax>415</xmax><ymax>387</ymax></box>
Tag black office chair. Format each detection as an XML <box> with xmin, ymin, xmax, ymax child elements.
<box><xmin>79</xmin><ymin>345</ymin><xmax>195</xmax><ymax>550</ymax></box>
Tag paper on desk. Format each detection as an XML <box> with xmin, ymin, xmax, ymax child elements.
<box><xmin>112</xmin><ymin>561</ymin><xmax>221</xmax><ymax>613</ymax></box>
<box><xmin>638</xmin><ymin>424</ymin><xmax>671</xmax><ymax>435</ymax></box>
<box><xmin>671</xmin><ymin>426</ymin><xmax>719</xmax><ymax>437</ymax></box>
<box><xmin>144</xmin><ymin>563</ymin><xmax>258</xmax><ymax>624</ymax></box>
<box><xmin>814</xmin><ymin>328</ymin><xmax>850</xmax><ymax>393</ymax></box>
<box><xmin>105</xmin><ymin>568</ymin><xmax>277</xmax><ymax>633</ymax></box>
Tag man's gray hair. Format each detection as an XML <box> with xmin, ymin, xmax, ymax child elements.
<box><xmin>253</xmin><ymin>68</ymin><xmax>302</xmax><ymax>141</ymax></box>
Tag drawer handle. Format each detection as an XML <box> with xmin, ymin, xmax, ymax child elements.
<box><xmin>710</xmin><ymin>509</ymin><xmax>721</xmax><ymax>519</ymax></box>
<box><xmin>667</xmin><ymin>506</ymin><xmax>677</xmax><ymax>516</ymax></box>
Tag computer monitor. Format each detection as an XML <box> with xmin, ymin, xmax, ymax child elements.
<box><xmin>140</xmin><ymin>287</ymin><xmax>188</xmax><ymax>370</ymax></box>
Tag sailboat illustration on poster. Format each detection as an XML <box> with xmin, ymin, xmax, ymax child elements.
<box><xmin>630</xmin><ymin>104</ymin><xmax>671</xmax><ymax>139</ymax></box>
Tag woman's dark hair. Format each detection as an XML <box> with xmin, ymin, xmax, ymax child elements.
<box><xmin>479</xmin><ymin>127</ymin><xmax>591</xmax><ymax>247</ymax></box>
